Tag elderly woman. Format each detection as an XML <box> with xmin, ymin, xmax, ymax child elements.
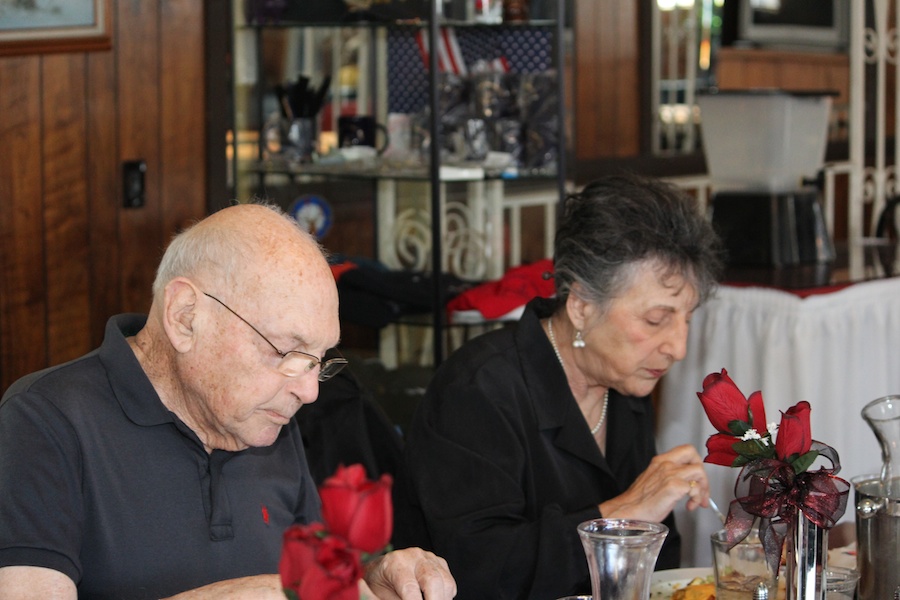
<box><xmin>393</xmin><ymin>174</ymin><xmax>724</xmax><ymax>599</ymax></box>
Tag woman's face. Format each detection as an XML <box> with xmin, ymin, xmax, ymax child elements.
<box><xmin>570</xmin><ymin>260</ymin><xmax>699</xmax><ymax>399</ymax></box>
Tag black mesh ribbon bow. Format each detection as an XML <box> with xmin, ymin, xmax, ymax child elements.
<box><xmin>721</xmin><ymin>441</ymin><xmax>850</xmax><ymax>575</ymax></box>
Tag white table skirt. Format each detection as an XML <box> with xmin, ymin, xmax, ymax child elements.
<box><xmin>657</xmin><ymin>277</ymin><xmax>900</xmax><ymax>568</ymax></box>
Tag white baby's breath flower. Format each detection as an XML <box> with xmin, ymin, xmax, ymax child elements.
<box><xmin>767</xmin><ymin>422</ymin><xmax>779</xmax><ymax>436</ymax></box>
<box><xmin>741</xmin><ymin>429</ymin><xmax>762</xmax><ymax>441</ymax></box>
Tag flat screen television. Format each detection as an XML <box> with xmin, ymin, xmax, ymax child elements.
<box><xmin>722</xmin><ymin>0</ymin><xmax>849</xmax><ymax>52</ymax></box>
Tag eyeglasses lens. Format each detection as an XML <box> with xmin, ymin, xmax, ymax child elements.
<box><xmin>317</xmin><ymin>359</ymin><xmax>348</xmax><ymax>381</ymax></box>
<box><xmin>277</xmin><ymin>354</ymin><xmax>347</xmax><ymax>381</ymax></box>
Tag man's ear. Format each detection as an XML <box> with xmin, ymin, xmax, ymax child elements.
<box><xmin>162</xmin><ymin>278</ymin><xmax>200</xmax><ymax>354</ymax></box>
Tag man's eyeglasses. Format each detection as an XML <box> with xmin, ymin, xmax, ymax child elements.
<box><xmin>203</xmin><ymin>292</ymin><xmax>347</xmax><ymax>381</ymax></box>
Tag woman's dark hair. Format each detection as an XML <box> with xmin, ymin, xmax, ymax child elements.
<box><xmin>553</xmin><ymin>173</ymin><xmax>724</xmax><ymax>310</ymax></box>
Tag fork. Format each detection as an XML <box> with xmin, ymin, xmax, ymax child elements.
<box><xmin>708</xmin><ymin>496</ymin><xmax>727</xmax><ymax>524</ymax></box>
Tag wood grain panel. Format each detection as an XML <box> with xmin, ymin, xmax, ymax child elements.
<box><xmin>594</xmin><ymin>0</ymin><xmax>618</xmax><ymax>156</ymax></box>
<box><xmin>0</xmin><ymin>57</ymin><xmax>46</xmax><ymax>390</ymax></box>
<box><xmin>743</xmin><ymin>59</ymin><xmax>775</xmax><ymax>88</ymax></box>
<box><xmin>573</xmin><ymin>0</ymin><xmax>641</xmax><ymax>160</ymax></box>
<box><xmin>614</xmin><ymin>0</ymin><xmax>640</xmax><ymax>156</ymax></box>
<box><xmin>160</xmin><ymin>0</ymin><xmax>207</xmax><ymax>236</ymax></box>
<box><xmin>41</xmin><ymin>53</ymin><xmax>93</xmax><ymax>366</ymax></box>
<box><xmin>117</xmin><ymin>0</ymin><xmax>162</xmax><ymax>313</ymax></box>
<box><xmin>87</xmin><ymin>36</ymin><xmax>121</xmax><ymax>346</ymax></box>
<box><xmin>574</xmin><ymin>0</ymin><xmax>599</xmax><ymax>159</ymax></box>
<box><xmin>716</xmin><ymin>48</ymin><xmax>849</xmax><ymax>100</ymax></box>
<box><xmin>0</xmin><ymin>4</ymin><xmax>208</xmax><ymax>391</ymax></box>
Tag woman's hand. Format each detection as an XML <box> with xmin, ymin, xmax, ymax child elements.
<box><xmin>363</xmin><ymin>547</ymin><xmax>457</xmax><ymax>600</ymax></box>
<box><xmin>598</xmin><ymin>444</ymin><xmax>710</xmax><ymax>522</ymax></box>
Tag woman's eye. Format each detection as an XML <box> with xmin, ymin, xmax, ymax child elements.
<box><xmin>645</xmin><ymin>312</ymin><xmax>671</xmax><ymax>327</ymax></box>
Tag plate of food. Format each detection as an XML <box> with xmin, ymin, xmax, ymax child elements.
<box><xmin>650</xmin><ymin>567</ymin><xmax>715</xmax><ymax>599</ymax></box>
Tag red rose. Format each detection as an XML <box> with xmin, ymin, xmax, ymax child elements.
<box><xmin>746</xmin><ymin>391</ymin><xmax>767</xmax><ymax>432</ymax></box>
<box><xmin>697</xmin><ymin>369</ymin><xmax>768</xmax><ymax>435</ymax></box>
<box><xmin>775</xmin><ymin>401</ymin><xmax>812</xmax><ymax>460</ymax></box>
<box><xmin>319</xmin><ymin>464</ymin><xmax>393</xmax><ymax>554</ymax></box>
<box><xmin>705</xmin><ymin>433</ymin><xmax>740</xmax><ymax>466</ymax></box>
<box><xmin>280</xmin><ymin>523</ymin><xmax>363</xmax><ymax>600</ymax></box>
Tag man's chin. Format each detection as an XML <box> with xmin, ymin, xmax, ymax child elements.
<box><xmin>248</xmin><ymin>424</ymin><xmax>284</xmax><ymax>448</ymax></box>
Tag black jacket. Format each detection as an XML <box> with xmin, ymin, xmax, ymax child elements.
<box><xmin>393</xmin><ymin>298</ymin><xmax>680</xmax><ymax>599</ymax></box>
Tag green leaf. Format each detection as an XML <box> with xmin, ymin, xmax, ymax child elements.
<box><xmin>283</xmin><ymin>589</ymin><xmax>299</xmax><ymax>600</ymax></box>
<box><xmin>732</xmin><ymin>454</ymin><xmax>751</xmax><ymax>467</ymax></box>
<box><xmin>791</xmin><ymin>450</ymin><xmax>819</xmax><ymax>474</ymax></box>
<box><xmin>732</xmin><ymin>439</ymin><xmax>775</xmax><ymax>460</ymax></box>
<box><xmin>728</xmin><ymin>420</ymin><xmax>751</xmax><ymax>437</ymax></box>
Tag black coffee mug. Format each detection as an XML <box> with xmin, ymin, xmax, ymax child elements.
<box><xmin>338</xmin><ymin>115</ymin><xmax>389</xmax><ymax>153</ymax></box>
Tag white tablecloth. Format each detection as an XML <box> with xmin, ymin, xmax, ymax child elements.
<box><xmin>657</xmin><ymin>277</ymin><xmax>900</xmax><ymax>568</ymax></box>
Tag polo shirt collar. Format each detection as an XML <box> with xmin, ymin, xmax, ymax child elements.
<box><xmin>99</xmin><ymin>314</ymin><xmax>178</xmax><ymax>428</ymax></box>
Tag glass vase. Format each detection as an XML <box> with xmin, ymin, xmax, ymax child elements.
<box><xmin>577</xmin><ymin>519</ymin><xmax>668</xmax><ymax>600</ymax></box>
<box><xmin>785</xmin><ymin>513</ymin><xmax>828</xmax><ymax>600</ymax></box>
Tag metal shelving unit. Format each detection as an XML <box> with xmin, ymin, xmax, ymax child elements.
<box><xmin>228</xmin><ymin>0</ymin><xmax>566</xmax><ymax>367</ymax></box>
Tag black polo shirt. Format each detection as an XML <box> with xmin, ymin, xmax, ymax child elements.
<box><xmin>0</xmin><ymin>315</ymin><xmax>320</xmax><ymax>599</ymax></box>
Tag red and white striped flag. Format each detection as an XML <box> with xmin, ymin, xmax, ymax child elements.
<box><xmin>416</xmin><ymin>27</ymin><xmax>468</xmax><ymax>75</ymax></box>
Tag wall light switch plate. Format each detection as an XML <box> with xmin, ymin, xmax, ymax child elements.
<box><xmin>123</xmin><ymin>160</ymin><xmax>147</xmax><ymax>208</ymax></box>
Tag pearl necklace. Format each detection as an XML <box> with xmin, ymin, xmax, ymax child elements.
<box><xmin>547</xmin><ymin>318</ymin><xmax>609</xmax><ymax>436</ymax></box>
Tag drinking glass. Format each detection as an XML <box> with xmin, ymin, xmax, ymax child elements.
<box><xmin>710</xmin><ymin>530</ymin><xmax>778</xmax><ymax>600</ymax></box>
<box><xmin>824</xmin><ymin>567</ymin><xmax>859</xmax><ymax>600</ymax></box>
<box><xmin>577</xmin><ymin>519</ymin><xmax>668</xmax><ymax>600</ymax></box>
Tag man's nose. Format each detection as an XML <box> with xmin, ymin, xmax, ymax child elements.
<box><xmin>285</xmin><ymin>372</ymin><xmax>321</xmax><ymax>406</ymax></box>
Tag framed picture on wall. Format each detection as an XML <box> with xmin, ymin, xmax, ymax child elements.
<box><xmin>0</xmin><ymin>0</ymin><xmax>111</xmax><ymax>56</ymax></box>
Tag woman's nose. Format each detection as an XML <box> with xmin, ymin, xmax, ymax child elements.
<box><xmin>662</xmin><ymin>319</ymin><xmax>690</xmax><ymax>362</ymax></box>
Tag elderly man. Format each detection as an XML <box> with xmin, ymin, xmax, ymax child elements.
<box><xmin>0</xmin><ymin>204</ymin><xmax>456</xmax><ymax>599</ymax></box>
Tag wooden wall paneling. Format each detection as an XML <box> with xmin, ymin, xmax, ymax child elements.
<box><xmin>86</xmin><ymin>42</ymin><xmax>122</xmax><ymax>347</ymax></box>
<box><xmin>0</xmin><ymin>57</ymin><xmax>46</xmax><ymax>390</ymax></box>
<box><xmin>0</xmin><ymin>4</ymin><xmax>208</xmax><ymax>391</ymax></box>
<box><xmin>117</xmin><ymin>0</ymin><xmax>163</xmax><ymax>313</ymax></box>
<box><xmin>573</xmin><ymin>0</ymin><xmax>641</xmax><ymax>160</ymax></box>
<box><xmin>613</xmin><ymin>0</ymin><xmax>640</xmax><ymax>156</ymax></box>
<box><xmin>160</xmin><ymin>0</ymin><xmax>207</xmax><ymax>236</ymax></box>
<box><xmin>594</xmin><ymin>0</ymin><xmax>619</xmax><ymax>155</ymax></box>
<box><xmin>716</xmin><ymin>49</ymin><xmax>850</xmax><ymax>99</ymax></box>
<box><xmin>779</xmin><ymin>60</ymin><xmax>827</xmax><ymax>92</ymax></box>
<box><xmin>739</xmin><ymin>58</ymin><xmax>771</xmax><ymax>89</ymax></box>
<box><xmin>574</xmin><ymin>0</ymin><xmax>600</xmax><ymax>159</ymax></box>
<box><xmin>41</xmin><ymin>54</ymin><xmax>93</xmax><ymax>365</ymax></box>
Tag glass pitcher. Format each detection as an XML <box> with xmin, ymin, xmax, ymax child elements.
<box><xmin>577</xmin><ymin>519</ymin><xmax>668</xmax><ymax>600</ymax></box>
<box><xmin>861</xmin><ymin>395</ymin><xmax>900</xmax><ymax>498</ymax></box>
<box><xmin>855</xmin><ymin>395</ymin><xmax>900</xmax><ymax>600</ymax></box>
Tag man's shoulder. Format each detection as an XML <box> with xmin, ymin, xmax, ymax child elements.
<box><xmin>1</xmin><ymin>350</ymin><xmax>104</xmax><ymax>407</ymax></box>
<box><xmin>1</xmin><ymin>313</ymin><xmax>144</xmax><ymax>409</ymax></box>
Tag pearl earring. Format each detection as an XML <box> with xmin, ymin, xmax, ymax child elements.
<box><xmin>572</xmin><ymin>330</ymin><xmax>586</xmax><ymax>348</ymax></box>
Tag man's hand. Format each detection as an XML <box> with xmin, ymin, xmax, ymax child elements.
<box><xmin>364</xmin><ymin>547</ymin><xmax>457</xmax><ymax>600</ymax></box>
